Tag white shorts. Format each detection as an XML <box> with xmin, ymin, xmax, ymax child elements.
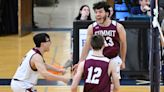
<box><xmin>110</xmin><ymin>56</ymin><xmax>122</xmax><ymax>79</ymax></box>
<box><xmin>10</xmin><ymin>79</ymin><xmax>37</xmax><ymax>92</ymax></box>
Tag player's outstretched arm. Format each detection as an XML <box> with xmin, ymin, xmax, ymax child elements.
<box><xmin>32</xmin><ymin>54</ymin><xmax>69</xmax><ymax>83</ymax></box>
<box><xmin>79</xmin><ymin>24</ymin><xmax>93</xmax><ymax>62</ymax></box>
<box><xmin>45</xmin><ymin>64</ymin><xmax>66</xmax><ymax>74</ymax></box>
<box><xmin>72</xmin><ymin>24</ymin><xmax>93</xmax><ymax>76</ymax></box>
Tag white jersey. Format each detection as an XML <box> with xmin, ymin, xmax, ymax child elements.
<box><xmin>12</xmin><ymin>49</ymin><xmax>40</xmax><ymax>86</ymax></box>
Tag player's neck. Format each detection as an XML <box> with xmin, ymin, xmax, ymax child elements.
<box><xmin>99</xmin><ymin>18</ymin><xmax>111</xmax><ymax>27</ymax></box>
<box><xmin>92</xmin><ymin>50</ymin><xmax>104</xmax><ymax>57</ymax></box>
<box><xmin>34</xmin><ymin>47</ymin><xmax>44</xmax><ymax>55</ymax></box>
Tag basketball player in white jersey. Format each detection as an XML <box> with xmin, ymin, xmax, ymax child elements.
<box><xmin>10</xmin><ymin>33</ymin><xmax>69</xmax><ymax>92</ymax></box>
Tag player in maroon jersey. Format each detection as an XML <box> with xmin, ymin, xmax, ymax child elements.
<box><xmin>72</xmin><ymin>1</ymin><xmax>126</xmax><ymax>91</ymax></box>
<box><xmin>71</xmin><ymin>35</ymin><xmax>120</xmax><ymax>92</ymax></box>
<box><xmin>75</xmin><ymin>1</ymin><xmax>127</xmax><ymax>76</ymax></box>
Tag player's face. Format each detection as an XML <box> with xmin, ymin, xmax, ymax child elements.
<box><xmin>94</xmin><ymin>8</ymin><xmax>108</xmax><ymax>24</ymax></box>
<box><xmin>43</xmin><ymin>37</ymin><xmax>51</xmax><ymax>52</ymax></box>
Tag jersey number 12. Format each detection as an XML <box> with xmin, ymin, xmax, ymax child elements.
<box><xmin>85</xmin><ymin>66</ymin><xmax>102</xmax><ymax>84</ymax></box>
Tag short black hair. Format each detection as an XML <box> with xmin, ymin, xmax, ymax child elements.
<box><xmin>90</xmin><ymin>35</ymin><xmax>104</xmax><ymax>50</ymax></box>
<box><xmin>33</xmin><ymin>33</ymin><xmax>50</xmax><ymax>47</ymax></box>
<box><xmin>93</xmin><ymin>1</ymin><xmax>111</xmax><ymax>14</ymax></box>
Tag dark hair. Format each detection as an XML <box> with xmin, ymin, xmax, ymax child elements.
<box><xmin>75</xmin><ymin>5</ymin><xmax>92</xmax><ymax>20</ymax></box>
<box><xmin>93</xmin><ymin>1</ymin><xmax>111</xmax><ymax>15</ymax></box>
<box><xmin>90</xmin><ymin>35</ymin><xmax>104</xmax><ymax>50</ymax></box>
<box><xmin>33</xmin><ymin>33</ymin><xmax>50</xmax><ymax>47</ymax></box>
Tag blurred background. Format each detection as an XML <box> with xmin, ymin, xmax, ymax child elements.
<box><xmin>0</xmin><ymin>0</ymin><xmax>164</xmax><ymax>92</ymax></box>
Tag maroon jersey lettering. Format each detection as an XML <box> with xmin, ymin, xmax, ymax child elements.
<box><xmin>93</xmin><ymin>21</ymin><xmax>120</xmax><ymax>58</ymax></box>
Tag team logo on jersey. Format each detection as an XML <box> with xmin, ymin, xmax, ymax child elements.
<box><xmin>94</xmin><ymin>30</ymin><xmax>116</xmax><ymax>37</ymax></box>
<box><xmin>95</xmin><ymin>26</ymin><xmax>99</xmax><ymax>29</ymax></box>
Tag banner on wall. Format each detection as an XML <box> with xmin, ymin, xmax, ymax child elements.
<box><xmin>79</xmin><ymin>29</ymin><xmax>93</xmax><ymax>58</ymax></box>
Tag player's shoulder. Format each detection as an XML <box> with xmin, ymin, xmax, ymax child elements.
<box><xmin>87</xmin><ymin>56</ymin><xmax>110</xmax><ymax>63</ymax></box>
<box><xmin>87</xmin><ymin>24</ymin><xmax>94</xmax><ymax>34</ymax></box>
<box><xmin>92</xmin><ymin>21</ymin><xmax>98</xmax><ymax>27</ymax></box>
<box><xmin>111</xmin><ymin>20</ymin><xmax>117</xmax><ymax>26</ymax></box>
<box><xmin>113</xmin><ymin>20</ymin><xmax>122</xmax><ymax>27</ymax></box>
<box><xmin>113</xmin><ymin>20</ymin><xmax>123</xmax><ymax>26</ymax></box>
<box><xmin>111</xmin><ymin>20</ymin><xmax>123</xmax><ymax>28</ymax></box>
<box><xmin>88</xmin><ymin>24</ymin><xmax>93</xmax><ymax>29</ymax></box>
<box><xmin>31</xmin><ymin>53</ymin><xmax>43</xmax><ymax>62</ymax></box>
<box><xmin>88</xmin><ymin>22</ymin><xmax>95</xmax><ymax>28</ymax></box>
<box><xmin>115</xmin><ymin>21</ymin><xmax>125</xmax><ymax>31</ymax></box>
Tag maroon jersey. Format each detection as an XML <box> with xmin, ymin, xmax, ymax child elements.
<box><xmin>93</xmin><ymin>21</ymin><xmax>120</xmax><ymax>59</ymax></box>
<box><xmin>83</xmin><ymin>55</ymin><xmax>111</xmax><ymax>92</ymax></box>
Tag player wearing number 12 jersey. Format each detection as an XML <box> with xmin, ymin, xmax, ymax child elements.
<box><xmin>83</xmin><ymin>56</ymin><xmax>112</xmax><ymax>92</ymax></box>
<box><xmin>71</xmin><ymin>35</ymin><xmax>120</xmax><ymax>92</ymax></box>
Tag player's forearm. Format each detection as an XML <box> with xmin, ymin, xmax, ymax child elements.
<box><xmin>46</xmin><ymin>64</ymin><xmax>61</xmax><ymax>72</ymax></box>
<box><xmin>71</xmin><ymin>78</ymin><xmax>79</xmax><ymax>92</ymax></box>
<box><xmin>112</xmin><ymin>79</ymin><xmax>120</xmax><ymax>92</ymax></box>
<box><xmin>42</xmin><ymin>71</ymin><xmax>68</xmax><ymax>83</ymax></box>
<box><xmin>79</xmin><ymin>52</ymin><xmax>88</xmax><ymax>62</ymax></box>
<box><xmin>120</xmin><ymin>42</ymin><xmax>127</xmax><ymax>63</ymax></box>
<box><xmin>79</xmin><ymin>46</ymin><xmax>89</xmax><ymax>62</ymax></box>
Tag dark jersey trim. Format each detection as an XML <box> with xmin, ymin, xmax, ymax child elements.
<box><xmin>29</xmin><ymin>53</ymin><xmax>38</xmax><ymax>71</ymax></box>
<box><xmin>29</xmin><ymin>48</ymin><xmax>45</xmax><ymax>71</ymax></box>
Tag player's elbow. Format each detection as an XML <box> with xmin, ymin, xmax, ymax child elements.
<box><xmin>42</xmin><ymin>73</ymin><xmax>49</xmax><ymax>79</ymax></box>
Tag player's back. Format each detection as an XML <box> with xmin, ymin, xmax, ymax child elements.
<box><xmin>83</xmin><ymin>55</ymin><xmax>111</xmax><ymax>92</ymax></box>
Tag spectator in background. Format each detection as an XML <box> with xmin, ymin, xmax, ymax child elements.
<box><xmin>75</xmin><ymin>5</ymin><xmax>92</xmax><ymax>20</ymax></box>
<box><xmin>109</xmin><ymin>6</ymin><xmax>114</xmax><ymax>19</ymax></box>
<box><xmin>64</xmin><ymin>5</ymin><xmax>92</xmax><ymax>69</ymax></box>
<box><xmin>130</xmin><ymin>0</ymin><xmax>150</xmax><ymax>16</ymax></box>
